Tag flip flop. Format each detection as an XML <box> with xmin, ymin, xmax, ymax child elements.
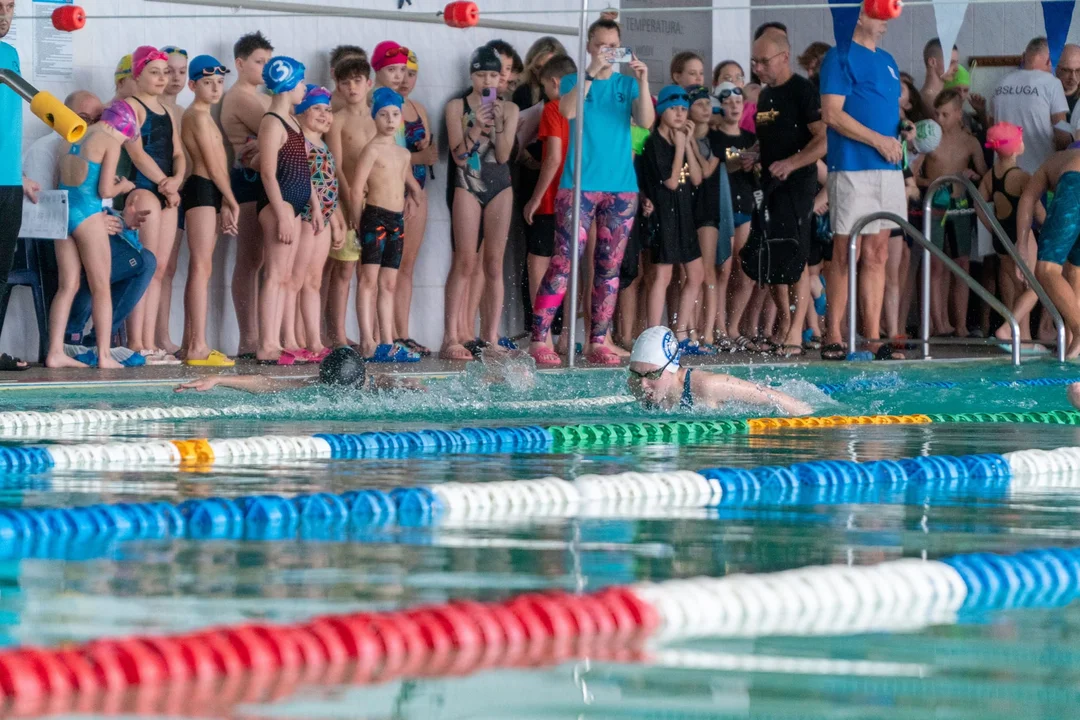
<box><xmin>235</xmin><ymin>352</ymin><xmax>257</xmax><ymax>362</ymax></box>
<box><xmin>0</xmin><ymin>353</ymin><xmax>28</xmax><ymax>371</ymax></box>
<box><xmin>498</xmin><ymin>336</ymin><xmax>519</xmax><ymax>351</ymax></box>
<box><xmin>585</xmin><ymin>347</ymin><xmax>622</xmax><ymax>366</ymax></box>
<box><xmin>779</xmin><ymin>344</ymin><xmax>804</xmax><ymax>358</ymax></box>
<box><xmin>463</xmin><ymin>339</ymin><xmax>490</xmax><ymax>358</ymax></box>
<box><xmin>184</xmin><ymin>350</ymin><xmax>236</xmax><ymax>367</ymax></box>
<box><xmin>753</xmin><ymin>337</ymin><xmax>779</xmax><ymax>354</ymax></box>
<box><xmin>141</xmin><ymin>349</ymin><xmax>181</xmax><ymax>366</ymax></box>
<box><xmin>110</xmin><ymin>347</ymin><xmax>146</xmax><ymax>367</ymax></box>
<box><xmin>729</xmin><ymin>335</ymin><xmax>754</xmax><ymax>353</ymax></box>
<box><xmin>821</xmin><ymin>343</ymin><xmax>847</xmax><ymax>361</ymax></box>
<box><xmin>369</xmin><ymin>342</ymin><xmax>421</xmax><ymax>363</ymax></box>
<box><xmin>276</xmin><ymin>349</ymin><xmax>306</xmax><ymax>366</ymax></box>
<box><xmin>873</xmin><ymin>343</ymin><xmax>906</xmax><ymax>361</ymax></box>
<box><xmin>306</xmin><ymin>348</ymin><xmax>332</xmax><ymax>363</ymax></box>
<box><xmin>72</xmin><ymin>349</ymin><xmax>98</xmax><ymax>367</ymax></box>
<box><xmin>814</xmin><ymin>275</ymin><xmax>827</xmax><ymax>316</ymax></box>
<box><xmin>530</xmin><ymin>346</ymin><xmax>562</xmax><ymax>367</ymax></box>
<box><xmin>396</xmin><ymin>338</ymin><xmax>431</xmax><ymax>357</ymax></box>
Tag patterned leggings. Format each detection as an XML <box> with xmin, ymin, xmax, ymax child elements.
<box><xmin>531</xmin><ymin>189</ymin><xmax>639</xmax><ymax>344</ymax></box>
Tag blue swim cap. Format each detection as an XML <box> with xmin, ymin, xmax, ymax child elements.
<box><xmin>371</xmin><ymin>86</ymin><xmax>404</xmax><ymax>118</ymax></box>
<box><xmin>262</xmin><ymin>55</ymin><xmax>305</xmax><ymax>94</ymax></box>
<box><xmin>656</xmin><ymin>85</ymin><xmax>690</xmax><ymax>115</ymax></box>
<box><xmin>295</xmin><ymin>84</ymin><xmax>332</xmax><ymax>115</ymax></box>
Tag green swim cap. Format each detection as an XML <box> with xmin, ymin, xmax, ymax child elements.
<box><xmin>631</xmin><ymin>125</ymin><xmax>649</xmax><ymax>156</ymax></box>
<box><xmin>944</xmin><ymin>65</ymin><xmax>971</xmax><ymax>90</ymax></box>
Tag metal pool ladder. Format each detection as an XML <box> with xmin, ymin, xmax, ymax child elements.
<box><xmin>845</xmin><ymin>210</ymin><xmax>1023</xmax><ymax>367</ymax></box>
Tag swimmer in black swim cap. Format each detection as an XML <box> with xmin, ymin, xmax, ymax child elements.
<box><xmin>177</xmin><ymin>347</ymin><xmax>389</xmax><ymax>393</ymax></box>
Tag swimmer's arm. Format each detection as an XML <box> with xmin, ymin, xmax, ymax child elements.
<box><xmin>446</xmin><ymin>99</ymin><xmax>475</xmax><ymax>168</ymax></box>
<box><xmin>685</xmin><ymin>134</ymin><xmax>704</xmax><ymax>186</ymax></box>
<box><xmin>970</xmin><ymin>136</ymin><xmax>989</xmax><ymax>178</ymax></box>
<box><xmin>493</xmin><ymin>102</ymin><xmax>518</xmax><ymax>165</ymax></box>
<box><xmin>175</xmin><ymin>375</ymin><xmax>313</xmax><ymax>394</ymax></box>
<box><xmin>693</xmin><ymin>138</ymin><xmax>720</xmax><ymax>179</ymax></box>
<box><xmin>350</xmin><ymin>146</ymin><xmax>377</xmax><ymax>228</ymax></box>
<box><xmin>1053</xmin><ymin>112</ymin><xmax>1071</xmax><ymax>150</ymax></box>
<box><xmin>193</xmin><ymin>113</ymin><xmax>239</xmax><ymax>209</ymax></box>
<box><xmin>167</xmin><ymin>105</ymin><xmax>187</xmax><ymax>186</ymax></box>
<box><xmin>403</xmin><ymin>152</ymin><xmax>423</xmax><ymax>199</ymax></box>
<box><xmin>527</xmin><ymin>135</ymin><xmax>563</xmax><ymax>213</ymax></box>
<box><xmin>1015</xmin><ymin>166</ymin><xmax>1048</xmax><ymax>257</ymax></box>
<box><xmin>234</xmin><ymin>92</ymin><xmax>270</xmax><ymax>144</ymax></box>
<box><xmin>664</xmin><ymin>135</ymin><xmax>687</xmax><ymax>191</ymax></box>
<box><xmin>98</xmin><ymin>142</ymin><xmax>126</xmax><ymax>198</ymax></box>
<box><xmin>258</xmin><ymin>116</ymin><xmax>289</xmax><ymax>208</ymax></box>
<box><xmin>413</xmin><ymin>101</ymin><xmax>437</xmax><ymax>165</ymax></box>
<box><xmin>327</xmin><ymin>117</ymin><xmax>355</xmax><ymax>224</ymax></box>
<box><xmin>701</xmin><ymin>374</ymin><xmax>813</xmax><ymax>416</ymax></box>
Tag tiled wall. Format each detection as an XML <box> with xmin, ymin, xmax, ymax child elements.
<box><xmin>3</xmin><ymin>0</ymin><xmax>595</xmax><ymax>357</ymax></box>
<box><xmin>749</xmin><ymin>0</ymin><xmax>1070</xmax><ymax>86</ymax></box>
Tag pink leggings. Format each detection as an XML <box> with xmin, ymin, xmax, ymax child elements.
<box><xmin>531</xmin><ymin>189</ymin><xmax>638</xmax><ymax>344</ymax></box>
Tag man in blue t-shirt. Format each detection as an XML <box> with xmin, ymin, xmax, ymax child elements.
<box><xmin>819</xmin><ymin>10</ymin><xmax>906</xmax><ymax>362</ymax></box>
<box><xmin>529</xmin><ymin>17</ymin><xmax>654</xmax><ymax>367</ymax></box>
<box><xmin>0</xmin><ymin>0</ymin><xmax>36</xmax><ymax>369</ymax></box>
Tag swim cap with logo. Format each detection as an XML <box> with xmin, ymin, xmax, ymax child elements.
<box><xmin>319</xmin><ymin>347</ymin><xmax>367</xmax><ymax>388</ymax></box>
<box><xmin>470</xmin><ymin>45</ymin><xmax>502</xmax><ymax>74</ymax></box>
<box><xmin>262</xmin><ymin>56</ymin><xmax>306</xmax><ymax>95</ymax></box>
<box><xmin>630</xmin><ymin>326</ymin><xmax>681</xmax><ymax>373</ymax></box>
<box><xmin>911</xmin><ymin>119</ymin><xmax>942</xmax><ymax>155</ymax></box>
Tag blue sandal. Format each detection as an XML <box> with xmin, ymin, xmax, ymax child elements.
<box><xmin>369</xmin><ymin>343</ymin><xmax>421</xmax><ymax>363</ymax></box>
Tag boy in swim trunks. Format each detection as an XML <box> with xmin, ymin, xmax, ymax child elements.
<box><xmin>350</xmin><ymin>88</ymin><xmax>422</xmax><ymax>363</ymax></box>
<box><xmin>918</xmin><ymin>88</ymin><xmax>987</xmax><ymax>337</ymax></box>
<box><xmin>627</xmin><ymin>326</ymin><xmax>812</xmax><ymax>414</ymax></box>
<box><xmin>181</xmin><ymin>55</ymin><xmax>240</xmax><ymax>367</ymax></box>
<box><xmin>324</xmin><ymin>55</ymin><xmax>375</xmax><ymax>347</ymax></box>
<box><xmin>328</xmin><ymin>44</ymin><xmax>367</xmax><ymax>112</ymax></box>
<box><xmin>220</xmin><ymin>31</ymin><xmax>273</xmax><ymax>359</ymax></box>
<box><xmin>1018</xmin><ymin>148</ymin><xmax>1080</xmax><ymax>358</ymax></box>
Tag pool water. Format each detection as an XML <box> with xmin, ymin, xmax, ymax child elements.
<box><xmin>3</xmin><ymin>357</ymin><xmax>1080</xmax><ymax>718</ymax></box>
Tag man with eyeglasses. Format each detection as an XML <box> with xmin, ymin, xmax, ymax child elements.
<box><xmin>748</xmin><ymin>28</ymin><xmax>826</xmax><ymax>357</ymax></box>
<box><xmin>819</xmin><ymin>11</ymin><xmax>905</xmax><ymax>362</ymax></box>
<box><xmin>22</xmin><ymin>90</ymin><xmax>156</xmax><ymax>361</ymax></box>
<box><xmin>1061</xmin><ymin>45</ymin><xmax>1080</xmax><ymax>123</ymax></box>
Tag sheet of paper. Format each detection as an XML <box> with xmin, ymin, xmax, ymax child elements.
<box><xmin>33</xmin><ymin>0</ymin><xmax>74</xmax><ymax>81</ymax></box>
<box><xmin>19</xmin><ymin>189</ymin><xmax>69</xmax><ymax>240</ymax></box>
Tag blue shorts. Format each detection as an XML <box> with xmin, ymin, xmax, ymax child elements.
<box><xmin>733</xmin><ymin>212</ymin><xmax>752</xmax><ymax>228</ymax></box>
<box><xmin>1037</xmin><ymin>171</ymin><xmax>1080</xmax><ymax>266</ymax></box>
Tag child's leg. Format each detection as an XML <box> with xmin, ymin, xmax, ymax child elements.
<box><xmin>586</xmin><ymin>192</ymin><xmax>636</xmax><ymax>349</ymax></box>
<box><xmin>782</xmin><ymin>268</ymin><xmax>810</xmax><ymax>351</ymax></box>
<box><xmin>697</xmin><ymin>226</ymin><xmax>719</xmax><ymax>342</ymax></box>
<box><xmin>646</xmin><ymin>265</ymin><xmax>672</xmax><ymax>328</ymax></box>
<box><xmin>395</xmin><ymin>188</ymin><xmax>428</xmax><ymax>341</ymax></box>
<box><xmin>302</xmin><ymin>227</ymin><xmax>332</xmax><ymax>354</ymax></box>
<box><xmin>677</xmin><ymin>258</ymin><xmax>704</xmax><ymax>338</ymax></box>
<box><xmin>124</xmin><ymin>190</ymin><xmax>162</xmax><ymax>351</ymax></box>
<box><xmin>1036</xmin><ymin>260</ymin><xmax>1080</xmax><ymax>356</ymax></box>
<box><xmin>281</xmin><ymin>221</ymin><xmax>317</xmax><ymax>350</ymax></box>
<box><xmin>930</xmin><ymin>256</ymin><xmax>950</xmax><ymax>334</ymax></box>
<box><xmin>726</xmin><ymin>224</ymin><xmax>754</xmax><ymax>337</ymax></box>
<box><xmin>182</xmin><ymin>207</ymin><xmax>218</xmax><ymax>361</ymax></box>
<box><xmin>479</xmin><ymin>189</ymin><xmax>513</xmax><ymax>345</ymax></box>
<box><xmin>442</xmin><ymin>190</ymin><xmax>483</xmax><ymax>358</ymax></box>
<box><xmin>155</xmin><ymin>228</ymin><xmax>183</xmax><ymax>354</ymax></box>
<box><xmin>232</xmin><ymin>201</ymin><xmax>264</xmax><ymax>356</ymax></box>
<box><xmin>617</xmin><ymin>275</ymin><xmax>639</xmax><ymax>348</ymax></box>
<box><xmin>256</xmin><ymin>207</ymin><xmax>299</xmax><ymax>361</ymax></box>
<box><xmin>883</xmin><ymin>233</ymin><xmax>904</xmax><ymax>338</ymax></box>
<box><xmin>46</xmin><ymin>237</ymin><xmax>89</xmax><ymax>368</ymax></box>
<box><xmin>377</xmin><ymin>266</ymin><xmax>399</xmax><ymax>346</ymax></box>
<box><xmin>326</xmin><ymin>259</ymin><xmax>356</xmax><ymax>346</ymax></box>
<box><xmin>73</xmin><ymin>217</ymin><xmax>122</xmax><ymax>369</ymax></box>
<box><xmin>769</xmin><ymin>283</ymin><xmax>791</xmax><ymax>345</ymax></box>
<box><xmin>357</xmin><ymin>262</ymin><xmax>381</xmax><ymax>355</ymax></box>
<box><xmin>714</xmin><ymin>257</ymin><xmax>732</xmax><ymax>340</ymax></box>
<box><xmin>951</xmin><ymin>256</ymin><xmax>971</xmax><ymax>338</ymax></box>
<box><xmin>527</xmin><ymin>254</ymin><xmax>550</xmax><ymax>310</ymax></box>
<box><xmin>144</xmin><ymin>205</ymin><xmax>178</xmax><ymax>352</ymax></box>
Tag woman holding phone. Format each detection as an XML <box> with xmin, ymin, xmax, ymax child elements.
<box><xmin>440</xmin><ymin>45</ymin><xmax>520</xmax><ymax>361</ymax></box>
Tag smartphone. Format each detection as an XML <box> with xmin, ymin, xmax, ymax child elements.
<box><xmin>481</xmin><ymin>87</ymin><xmax>497</xmax><ymax>105</ymax></box>
<box><xmin>605</xmin><ymin>47</ymin><xmax>633</xmax><ymax>63</ymax></box>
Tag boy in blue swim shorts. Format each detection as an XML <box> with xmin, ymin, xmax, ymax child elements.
<box><xmin>1018</xmin><ymin>148</ymin><xmax>1080</xmax><ymax>358</ymax></box>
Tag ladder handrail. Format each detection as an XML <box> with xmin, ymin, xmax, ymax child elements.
<box><xmin>922</xmin><ymin>174</ymin><xmax>1065</xmax><ymax>362</ymax></box>
<box><xmin>846</xmin><ymin>211</ymin><xmax>1022</xmax><ymax>366</ymax></box>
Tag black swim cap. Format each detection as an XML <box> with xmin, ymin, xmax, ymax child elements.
<box><xmin>470</xmin><ymin>45</ymin><xmax>502</xmax><ymax>74</ymax></box>
<box><xmin>319</xmin><ymin>347</ymin><xmax>367</xmax><ymax>388</ymax></box>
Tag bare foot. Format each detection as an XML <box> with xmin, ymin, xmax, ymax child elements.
<box><xmin>604</xmin><ymin>337</ymin><xmax>630</xmax><ymax>357</ymax></box>
<box><xmin>97</xmin><ymin>355</ymin><xmax>123</xmax><ymax>369</ymax></box>
<box><xmin>185</xmin><ymin>345</ymin><xmax>213</xmax><ymax>362</ymax></box>
<box><xmin>45</xmin><ymin>352</ymin><xmax>87</xmax><ymax>369</ymax></box>
<box><xmin>158</xmin><ymin>340</ymin><xmax>181</xmax><ymax>355</ymax></box>
<box><xmin>440</xmin><ymin>343</ymin><xmax>472</xmax><ymax>361</ymax></box>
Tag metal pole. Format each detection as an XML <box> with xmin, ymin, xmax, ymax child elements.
<box><xmin>566</xmin><ymin>0</ymin><xmax>589</xmax><ymax>369</ymax></box>
<box><xmin>921</xmin><ymin>195</ymin><xmax>932</xmax><ymax>360</ymax></box>
<box><xmin>847</xmin><ymin>234</ymin><xmax>858</xmax><ymax>359</ymax></box>
<box><xmin>145</xmin><ymin>0</ymin><xmax>578</xmax><ymax>35</ymax></box>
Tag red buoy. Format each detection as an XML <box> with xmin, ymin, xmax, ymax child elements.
<box><xmin>51</xmin><ymin>5</ymin><xmax>86</xmax><ymax>32</ymax></box>
<box><xmin>444</xmin><ymin>1</ymin><xmax>480</xmax><ymax>28</ymax></box>
<box><xmin>863</xmin><ymin>0</ymin><xmax>902</xmax><ymax>21</ymax></box>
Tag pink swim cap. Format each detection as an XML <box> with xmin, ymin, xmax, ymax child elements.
<box><xmin>101</xmin><ymin>99</ymin><xmax>138</xmax><ymax>141</ymax></box>
<box><xmin>371</xmin><ymin>41</ymin><xmax>409</xmax><ymax>72</ymax></box>
<box><xmin>985</xmin><ymin>122</ymin><xmax>1024</xmax><ymax>156</ymax></box>
<box><xmin>132</xmin><ymin>45</ymin><xmax>169</xmax><ymax>79</ymax></box>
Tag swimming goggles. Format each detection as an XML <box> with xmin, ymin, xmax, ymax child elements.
<box><xmin>193</xmin><ymin>64</ymin><xmax>229</xmax><ymax>78</ymax></box>
<box><xmin>628</xmin><ymin>357</ymin><xmax>676</xmax><ymax>381</ymax></box>
<box><xmin>160</xmin><ymin>46</ymin><xmax>188</xmax><ymax>57</ymax></box>
<box><xmin>714</xmin><ymin>86</ymin><xmax>743</xmax><ymax>100</ymax></box>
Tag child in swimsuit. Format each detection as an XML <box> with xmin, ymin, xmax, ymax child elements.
<box><xmin>282</xmin><ymin>85</ymin><xmax>345</xmax><ymax>366</ymax></box>
<box><xmin>979</xmin><ymin>123</ymin><xmax>1046</xmax><ymax>346</ymax></box>
<box><xmin>50</xmin><ymin>101</ymin><xmax>140</xmax><ymax>370</ymax></box>
<box><xmin>123</xmin><ymin>46</ymin><xmax>186</xmax><ymax>359</ymax></box>
<box><xmin>255</xmin><ymin>55</ymin><xmax>314</xmax><ymax>364</ymax></box>
<box><xmin>350</xmin><ymin>87</ymin><xmax>422</xmax><ymax>363</ymax></box>
<box><xmin>441</xmin><ymin>45</ymin><xmax>520</xmax><ymax>361</ymax></box>
<box><xmin>180</xmin><ymin>55</ymin><xmax>241</xmax><ymax>368</ymax></box>
<box><xmin>395</xmin><ymin>50</ymin><xmax>437</xmax><ymax>357</ymax></box>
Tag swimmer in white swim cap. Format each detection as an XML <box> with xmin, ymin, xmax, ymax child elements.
<box><xmin>628</xmin><ymin>326</ymin><xmax>813</xmax><ymax>414</ymax></box>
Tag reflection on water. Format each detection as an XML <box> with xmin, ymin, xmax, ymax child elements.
<box><xmin>0</xmin><ymin>359</ymin><xmax>1080</xmax><ymax>717</ymax></box>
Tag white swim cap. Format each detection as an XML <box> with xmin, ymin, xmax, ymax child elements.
<box><xmin>912</xmin><ymin>119</ymin><xmax>942</xmax><ymax>155</ymax></box>
<box><xmin>630</xmin><ymin>326</ymin><xmax>681</xmax><ymax>373</ymax></box>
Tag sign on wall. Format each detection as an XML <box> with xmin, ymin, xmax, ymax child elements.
<box><xmin>32</xmin><ymin>0</ymin><xmax>73</xmax><ymax>80</ymax></box>
<box><xmin>621</xmin><ymin>0</ymin><xmax>712</xmax><ymax>94</ymax></box>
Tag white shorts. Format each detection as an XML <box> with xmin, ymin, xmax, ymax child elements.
<box><xmin>827</xmin><ymin>169</ymin><xmax>907</xmax><ymax>235</ymax></box>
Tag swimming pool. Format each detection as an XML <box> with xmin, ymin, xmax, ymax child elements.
<box><xmin>2</xmin><ymin>357</ymin><xmax>1080</xmax><ymax>718</ymax></box>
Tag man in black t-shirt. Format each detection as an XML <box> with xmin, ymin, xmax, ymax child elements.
<box><xmin>749</xmin><ymin>29</ymin><xmax>827</xmax><ymax>355</ymax></box>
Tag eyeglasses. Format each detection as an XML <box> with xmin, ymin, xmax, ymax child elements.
<box><xmin>160</xmin><ymin>46</ymin><xmax>188</xmax><ymax>58</ymax></box>
<box><xmin>628</xmin><ymin>358</ymin><xmax>675</xmax><ymax>381</ymax></box>
<box><xmin>750</xmin><ymin>50</ymin><xmax>785</xmax><ymax>67</ymax></box>
<box><xmin>715</xmin><ymin>86</ymin><xmax>743</xmax><ymax>100</ymax></box>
